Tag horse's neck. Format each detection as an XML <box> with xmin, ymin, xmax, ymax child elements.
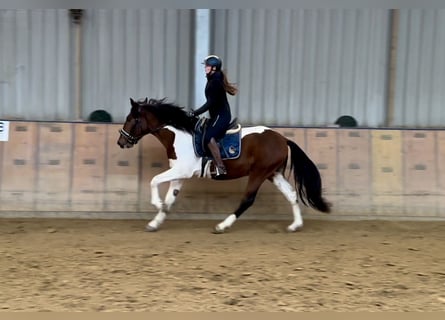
<box><xmin>156</xmin><ymin>126</ymin><xmax>195</xmax><ymax>160</ymax></box>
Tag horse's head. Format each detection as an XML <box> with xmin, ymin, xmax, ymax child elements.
<box><xmin>118</xmin><ymin>97</ymin><xmax>198</xmax><ymax>148</ymax></box>
<box><xmin>117</xmin><ymin>97</ymin><xmax>162</xmax><ymax>148</ymax></box>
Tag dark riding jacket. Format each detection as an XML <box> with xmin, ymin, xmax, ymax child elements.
<box><xmin>193</xmin><ymin>72</ymin><xmax>231</xmax><ymax>119</ymax></box>
<box><xmin>193</xmin><ymin>71</ymin><xmax>232</xmax><ymax>143</ymax></box>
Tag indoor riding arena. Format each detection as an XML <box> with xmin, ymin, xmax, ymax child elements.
<box><xmin>0</xmin><ymin>123</ymin><xmax>444</xmax><ymax>312</ymax></box>
<box><xmin>1</xmin><ymin>8</ymin><xmax>445</xmax><ymax>312</ymax></box>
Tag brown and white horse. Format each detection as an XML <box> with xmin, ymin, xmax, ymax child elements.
<box><xmin>117</xmin><ymin>98</ymin><xmax>331</xmax><ymax>233</ymax></box>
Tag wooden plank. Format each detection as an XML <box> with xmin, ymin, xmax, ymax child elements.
<box><xmin>0</xmin><ymin>131</ymin><xmax>3</xmax><ymax>193</ymax></box>
<box><xmin>436</xmin><ymin>131</ymin><xmax>445</xmax><ymax>218</ymax></box>
<box><xmin>336</xmin><ymin>129</ymin><xmax>372</xmax><ymax>215</ymax></box>
<box><xmin>71</xmin><ymin>123</ymin><xmax>107</xmax><ymax>211</ymax></box>
<box><xmin>304</xmin><ymin>128</ymin><xmax>337</xmax><ymax>215</ymax></box>
<box><xmin>270</xmin><ymin>127</ymin><xmax>306</xmax><ymax>178</ymax></box>
<box><xmin>35</xmin><ymin>123</ymin><xmax>73</xmax><ymax>211</ymax></box>
<box><xmin>104</xmin><ymin>124</ymin><xmax>140</xmax><ymax>212</ymax></box>
<box><xmin>295</xmin><ymin>128</ymin><xmax>336</xmax><ymax>217</ymax></box>
<box><xmin>402</xmin><ymin>130</ymin><xmax>438</xmax><ymax>217</ymax></box>
<box><xmin>371</xmin><ymin>130</ymin><xmax>403</xmax><ymax>216</ymax></box>
<box><xmin>272</xmin><ymin>127</ymin><xmax>306</xmax><ymax>148</ymax></box>
<box><xmin>0</xmin><ymin>122</ymin><xmax>38</xmax><ymax>211</ymax></box>
<box><xmin>1</xmin><ymin>122</ymin><xmax>445</xmax><ymax>221</ymax></box>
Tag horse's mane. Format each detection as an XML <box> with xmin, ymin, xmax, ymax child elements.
<box><xmin>141</xmin><ymin>98</ymin><xmax>195</xmax><ymax>134</ymax></box>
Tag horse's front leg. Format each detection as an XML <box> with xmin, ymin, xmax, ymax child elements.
<box><xmin>146</xmin><ymin>179</ymin><xmax>183</xmax><ymax>232</ymax></box>
<box><xmin>146</xmin><ymin>168</ymin><xmax>188</xmax><ymax>232</ymax></box>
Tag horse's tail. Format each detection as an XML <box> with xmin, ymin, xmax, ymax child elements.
<box><xmin>286</xmin><ymin>140</ymin><xmax>331</xmax><ymax>213</ymax></box>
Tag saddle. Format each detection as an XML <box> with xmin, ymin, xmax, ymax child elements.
<box><xmin>192</xmin><ymin>117</ymin><xmax>242</xmax><ymax>160</ymax></box>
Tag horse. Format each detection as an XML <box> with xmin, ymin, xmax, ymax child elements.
<box><xmin>117</xmin><ymin>97</ymin><xmax>331</xmax><ymax>233</ymax></box>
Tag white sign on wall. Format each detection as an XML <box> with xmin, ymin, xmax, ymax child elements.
<box><xmin>0</xmin><ymin>120</ymin><xmax>10</xmax><ymax>141</ymax></box>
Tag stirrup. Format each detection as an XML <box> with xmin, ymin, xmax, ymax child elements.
<box><xmin>215</xmin><ymin>165</ymin><xmax>227</xmax><ymax>177</ymax></box>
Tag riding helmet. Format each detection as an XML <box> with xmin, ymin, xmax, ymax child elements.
<box><xmin>203</xmin><ymin>55</ymin><xmax>222</xmax><ymax>71</ymax></box>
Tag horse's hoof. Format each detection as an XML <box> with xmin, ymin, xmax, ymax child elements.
<box><xmin>212</xmin><ymin>226</ymin><xmax>225</xmax><ymax>234</ymax></box>
<box><xmin>287</xmin><ymin>225</ymin><xmax>303</xmax><ymax>233</ymax></box>
<box><xmin>145</xmin><ymin>225</ymin><xmax>158</xmax><ymax>232</ymax></box>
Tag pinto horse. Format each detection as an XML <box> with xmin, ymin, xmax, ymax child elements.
<box><xmin>117</xmin><ymin>98</ymin><xmax>331</xmax><ymax>233</ymax></box>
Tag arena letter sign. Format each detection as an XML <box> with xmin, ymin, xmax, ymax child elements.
<box><xmin>0</xmin><ymin>120</ymin><xmax>9</xmax><ymax>141</ymax></box>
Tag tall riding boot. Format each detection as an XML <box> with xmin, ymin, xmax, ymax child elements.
<box><xmin>207</xmin><ymin>138</ymin><xmax>227</xmax><ymax>177</ymax></box>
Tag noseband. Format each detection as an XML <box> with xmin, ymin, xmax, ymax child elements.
<box><xmin>118</xmin><ymin>128</ymin><xmax>141</xmax><ymax>145</ymax></box>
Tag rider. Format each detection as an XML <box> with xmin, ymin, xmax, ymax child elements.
<box><xmin>190</xmin><ymin>55</ymin><xmax>238</xmax><ymax>177</ymax></box>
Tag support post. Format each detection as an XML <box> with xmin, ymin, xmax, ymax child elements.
<box><xmin>70</xmin><ymin>9</ymin><xmax>83</xmax><ymax>120</ymax></box>
<box><xmin>194</xmin><ymin>9</ymin><xmax>210</xmax><ymax>109</ymax></box>
<box><xmin>385</xmin><ymin>9</ymin><xmax>399</xmax><ymax>127</ymax></box>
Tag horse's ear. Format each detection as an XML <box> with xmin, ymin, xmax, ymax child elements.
<box><xmin>130</xmin><ymin>98</ymin><xmax>136</xmax><ymax>106</ymax></box>
<box><xmin>143</xmin><ymin>97</ymin><xmax>148</xmax><ymax>104</ymax></box>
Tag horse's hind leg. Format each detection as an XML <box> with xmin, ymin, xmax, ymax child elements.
<box><xmin>214</xmin><ymin>175</ymin><xmax>266</xmax><ymax>233</ymax></box>
<box><xmin>271</xmin><ymin>172</ymin><xmax>303</xmax><ymax>232</ymax></box>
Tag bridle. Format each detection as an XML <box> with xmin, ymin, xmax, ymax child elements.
<box><xmin>118</xmin><ymin>128</ymin><xmax>142</xmax><ymax>145</ymax></box>
<box><xmin>119</xmin><ymin>117</ymin><xmax>165</xmax><ymax>146</ymax></box>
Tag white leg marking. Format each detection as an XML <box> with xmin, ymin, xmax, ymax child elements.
<box><xmin>272</xmin><ymin>173</ymin><xmax>303</xmax><ymax>232</ymax></box>
<box><xmin>287</xmin><ymin>204</ymin><xmax>303</xmax><ymax>232</ymax></box>
<box><xmin>147</xmin><ymin>180</ymin><xmax>183</xmax><ymax>232</ymax></box>
<box><xmin>148</xmin><ymin>166</ymin><xmax>192</xmax><ymax>231</ymax></box>
<box><xmin>150</xmin><ymin>167</ymin><xmax>191</xmax><ymax>210</ymax></box>
<box><xmin>214</xmin><ymin>214</ymin><xmax>237</xmax><ymax>233</ymax></box>
<box><xmin>146</xmin><ymin>211</ymin><xmax>166</xmax><ymax>231</ymax></box>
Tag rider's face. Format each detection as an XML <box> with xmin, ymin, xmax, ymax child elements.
<box><xmin>204</xmin><ymin>65</ymin><xmax>213</xmax><ymax>75</ymax></box>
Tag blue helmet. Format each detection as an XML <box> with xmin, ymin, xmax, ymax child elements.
<box><xmin>203</xmin><ymin>55</ymin><xmax>222</xmax><ymax>71</ymax></box>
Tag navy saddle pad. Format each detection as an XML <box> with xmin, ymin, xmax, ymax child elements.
<box><xmin>192</xmin><ymin>118</ymin><xmax>242</xmax><ymax>160</ymax></box>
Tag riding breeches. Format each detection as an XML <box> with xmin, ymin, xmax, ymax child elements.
<box><xmin>203</xmin><ymin>113</ymin><xmax>231</xmax><ymax>145</ymax></box>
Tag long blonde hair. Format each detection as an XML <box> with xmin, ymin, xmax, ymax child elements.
<box><xmin>221</xmin><ymin>70</ymin><xmax>238</xmax><ymax>96</ymax></box>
